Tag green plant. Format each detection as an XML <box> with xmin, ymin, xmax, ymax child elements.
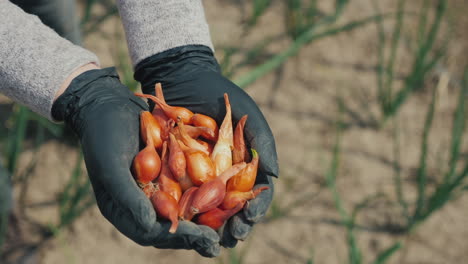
<box><xmin>2</xmin><ymin>107</ymin><xmax>63</xmax><ymax>177</ymax></box>
<box><xmin>406</xmin><ymin>68</ymin><xmax>467</xmax><ymax>230</ymax></box>
<box><xmin>284</xmin><ymin>0</ymin><xmax>319</xmax><ymax>40</ymax></box>
<box><xmin>374</xmin><ymin>0</ymin><xmax>405</xmax><ymax>120</ymax></box>
<box><xmin>235</xmin><ymin>13</ymin><xmax>390</xmax><ymax>88</ymax></box>
<box><xmin>54</xmin><ymin>151</ymin><xmax>94</xmax><ymax>233</ymax></box>
<box><xmin>391</xmin><ymin>117</ymin><xmax>409</xmax><ymax>219</ymax></box>
<box><xmin>323</xmin><ymin>102</ymin><xmax>401</xmax><ymax>264</ymax></box>
<box><xmin>5</xmin><ymin>106</ymin><xmax>29</xmax><ymax>175</ymax></box>
<box><xmin>226</xmin><ymin>0</ymin><xmax>397</xmax><ymax>88</ymax></box>
<box><xmin>247</xmin><ymin>0</ymin><xmax>274</xmax><ymax>28</ymax></box>
<box><xmin>80</xmin><ymin>0</ymin><xmax>119</xmax><ymax>35</ymax></box>
<box><xmin>389</xmin><ymin>66</ymin><xmax>467</xmax><ymax>233</ymax></box>
<box><xmin>375</xmin><ymin>0</ymin><xmax>449</xmax><ymax>124</ymax></box>
<box><xmin>336</xmin><ymin>0</ymin><xmax>449</xmax><ymax>129</ymax></box>
<box><xmin>0</xmin><ymin>106</ymin><xmax>64</xmax><ymax>251</ymax></box>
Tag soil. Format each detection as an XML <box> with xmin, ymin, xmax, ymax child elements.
<box><xmin>2</xmin><ymin>0</ymin><xmax>468</xmax><ymax>263</ymax></box>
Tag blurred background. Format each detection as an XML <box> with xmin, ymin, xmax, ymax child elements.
<box><xmin>1</xmin><ymin>0</ymin><xmax>467</xmax><ymax>263</ymax></box>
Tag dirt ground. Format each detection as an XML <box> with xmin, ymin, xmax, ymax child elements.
<box><xmin>2</xmin><ymin>0</ymin><xmax>468</xmax><ymax>263</ymax></box>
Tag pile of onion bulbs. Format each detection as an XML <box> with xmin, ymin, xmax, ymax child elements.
<box><xmin>131</xmin><ymin>84</ymin><xmax>267</xmax><ymax>233</ymax></box>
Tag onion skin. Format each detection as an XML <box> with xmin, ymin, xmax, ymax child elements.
<box><xmin>190</xmin><ymin>162</ymin><xmax>246</xmax><ymax>215</ymax></box>
<box><xmin>151</xmin><ymin>189</ymin><xmax>179</xmax><ymax>233</ymax></box>
<box><xmin>167</xmin><ymin>134</ymin><xmax>193</xmax><ymax>191</ymax></box>
<box><xmin>155</xmin><ymin>82</ymin><xmax>165</xmax><ymax>103</ymax></box>
<box><xmin>191</xmin><ymin>114</ymin><xmax>219</xmax><ymax>140</ymax></box>
<box><xmin>152</xmin><ymin>83</ymin><xmax>171</xmax><ymax>141</ymax></box>
<box><xmin>132</xmin><ymin>137</ymin><xmax>161</xmax><ymax>184</ymax></box>
<box><xmin>211</xmin><ymin>94</ymin><xmax>233</xmax><ymax>176</ymax></box>
<box><xmin>134</xmin><ymin>93</ymin><xmax>193</xmax><ymax>124</ymax></box>
<box><xmin>196</xmin><ymin>139</ymin><xmax>214</xmax><ymax>155</ymax></box>
<box><xmin>140</xmin><ymin>111</ymin><xmax>163</xmax><ymax>149</ymax></box>
<box><xmin>221</xmin><ymin>186</ymin><xmax>269</xmax><ymax>210</ymax></box>
<box><xmin>184</xmin><ymin>149</ymin><xmax>216</xmax><ymax>186</ymax></box>
<box><xmin>190</xmin><ymin>178</ymin><xmax>224</xmax><ymax>215</ymax></box>
<box><xmin>178</xmin><ymin>186</ymin><xmax>198</xmax><ymax>220</ymax></box>
<box><xmin>152</xmin><ymin>109</ymin><xmax>170</xmax><ymax>141</ymax></box>
<box><xmin>233</xmin><ymin>115</ymin><xmax>249</xmax><ymax>164</ymax></box>
<box><xmin>157</xmin><ymin>142</ymin><xmax>182</xmax><ymax>202</ymax></box>
<box><xmin>227</xmin><ymin>149</ymin><xmax>259</xmax><ymax>192</ymax></box>
<box><xmin>172</xmin><ymin>125</ymin><xmax>216</xmax><ymax>141</ymax></box>
<box><xmin>177</xmin><ymin>118</ymin><xmax>210</xmax><ymax>155</ymax></box>
<box><xmin>168</xmin><ymin>134</ymin><xmax>186</xmax><ymax>180</ymax></box>
<box><xmin>196</xmin><ymin>203</ymin><xmax>243</xmax><ymax>230</ymax></box>
<box><xmin>178</xmin><ymin>172</ymin><xmax>195</xmax><ymax>192</ymax></box>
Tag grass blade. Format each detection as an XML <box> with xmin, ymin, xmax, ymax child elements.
<box><xmin>421</xmin><ymin>163</ymin><xmax>467</xmax><ymax>223</ymax></box>
<box><xmin>235</xmin><ymin>13</ymin><xmax>391</xmax><ymax>88</ymax></box>
<box><xmin>306</xmin><ymin>0</ymin><xmax>319</xmax><ymax>25</ymax></box>
<box><xmin>58</xmin><ymin>151</ymin><xmax>94</xmax><ymax>229</ymax></box>
<box><xmin>412</xmin><ymin>87</ymin><xmax>437</xmax><ymax>223</ymax></box>
<box><xmin>247</xmin><ymin>0</ymin><xmax>273</xmax><ymax>27</ymax></box>
<box><xmin>232</xmin><ymin>34</ymin><xmax>283</xmax><ymax>76</ymax></box>
<box><xmin>285</xmin><ymin>0</ymin><xmax>302</xmax><ymax>39</ymax></box>
<box><xmin>82</xmin><ymin>6</ymin><xmax>118</xmax><ymax>35</ymax></box>
<box><xmin>387</xmin><ymin>0</ymin><xmax>447</xmax><ymax>118</ymax></box>
<box><xmin>325</xmin><ymin>101</ymin><xmax>363</xmax><ymax>264</ymax></box>
<box><xmin>372</xmin><ymin>242</ymin><xmax>402</xmax><ymax>264</ymax></box>
<box><xmin>333</xmin><ymin>0</ymin><xmax>349</xmax><ymax>21</ymax></box>
<box><xmin>444</xmin><ymin>68</ymin><xmax>467</xmax><ymax>181</ymax></box>
<box><xmin>81</xmin><ymin>0</ymin><xmax>98</xmax><ymax>26</ymax></box>
<box><xmin>371</xmin><ymin>0</ymin><xmax>386</xmax><ymax>114</ymax></box>
<box><xmin>392</xmin><ymin>118</ymin><xmax>409</xmax><ymax>219</ymax></box>
<box><xmin>285</xmin><ymin>0</ymin><xmax>320</xmax><ymax>40</ymax></box>
<box><xmin>347</xmin><ymin>228</ymin><xmax>362</xmax><ymax>264</ymax></box>
<box><xmin>382</xmin><ymin>0</ymin><xmax>405</xmax><ymax>115</ymax></box>
<box><xmin>325</xmin><ymin>114</ymin><xmax>346</xmax><ymax>221</ymax></box>
<box><xmin>411</xmin><ymin>68</ymin><xmax>466</xmax><ymax>228</ymax></box>
<box><xmin>417</xmin><ymin>0</ymin><xmax>431</xmax><ymax>47</ymax></box>
<box><xmin>6</xmin><ymin>106</ymin><xmax>29</xmax><ymax>175</ymax></box>
<box><xmin>415</xmin><ymin>0</ymin><xmax>446</xmax><ymax>68</ymax></box>
<box><xmin>219</xmin><ymin>47</ymin><xmax>239</xmax><ymax>78</ymax></box>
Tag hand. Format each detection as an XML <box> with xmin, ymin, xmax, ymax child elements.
<box><xmin>52</xmin><ymin>67</ymin><xmax>220</xmax><ymax>257</ymax></box>
<box><xmin>135</xmin><ymin>45</ymin><xmax>279</xmax><ymax>247</ymax></box>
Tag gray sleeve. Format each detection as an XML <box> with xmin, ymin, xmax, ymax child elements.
<box><xmin>0</xmin><ymin>1</ymin><xmax>99</xmax><ymax>120</ymax></box>
<box><xmin>116</xmin><ymin>0</ymin><xmax>214</xmax><ymax>67</ymax></box>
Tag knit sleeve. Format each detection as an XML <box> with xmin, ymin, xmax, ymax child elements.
<box><xmin>0</xmin><ymin>1</ymin><xmax>99</xmax><ymax>120</ymax></box>
<box><xmin>116</xmin><ymin>0</ymin><xmax>214</xmax><ymax>67</ymax></box>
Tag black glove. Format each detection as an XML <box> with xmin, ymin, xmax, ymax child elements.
<box><xmin>135</xmin><ymin>45</ymin><xmax>279</xmax><ymax>247</ymax></box>
<box><xmin>51</xmin><ymin>67</ymin><xmax>220</xmax><ymax>257</ymax></box>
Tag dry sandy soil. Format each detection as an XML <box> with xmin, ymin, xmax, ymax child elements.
<box><xmin>2</xmin><ymin>0</ymin><xmax>468</xmax><ymax>263</ymax></box>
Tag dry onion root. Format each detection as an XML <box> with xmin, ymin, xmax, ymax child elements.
<box><xmin>131</xmin><ymin>85</ymin><xmax>264</xmax><ymax>233</ymax></box>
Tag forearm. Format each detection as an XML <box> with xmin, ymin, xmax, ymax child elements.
<box><xmin>116</xmin><ymin>0</ymin><xmax>214</xmax><ymax>67</ymax></box>
<box><xmin>0</xmin><ymin>1</ymin><xmax>99</xmax><ymax>120</ymax></box>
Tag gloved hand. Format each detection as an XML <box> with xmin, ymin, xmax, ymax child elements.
<box><xmin>134</xmin><ymin>45</ymin><xmax>279</xmax><ymax>247</ymax></box>
<box><xmin>51</xmin><ymin>67</ymin><xmax>220</xmax><ymax>257</ymax></box>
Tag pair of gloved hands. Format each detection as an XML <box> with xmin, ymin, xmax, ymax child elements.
<box><xmin>52</xmin><ymin>45</ymin><xmax>278</xmax><ymax>257</ymax></box>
